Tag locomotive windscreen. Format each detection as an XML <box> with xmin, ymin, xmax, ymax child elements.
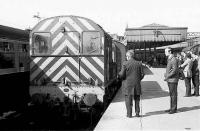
<box><xmin>32</xmin><ymin>33</ymin><xmax>50</xmax><ymax>55</ymax></box>
<box><xmin>82</xmin><ymin>31</ymin><xmax>101</xmax><ymax>54</ymax></box>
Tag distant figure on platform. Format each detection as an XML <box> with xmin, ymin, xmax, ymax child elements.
<box><xmin>180</xmin><ymin>52</ymin><xmax>193</xmax><ymax>97</ymax></box>
<box><xmin>164</xmin><ymin>47</ymin><xmax>179</xmax><ymax>114</ymax></box>
<box><xmin>118</xmin><ymin>49</ymin><xmax>145</xmax><ymax>118</ymax></box>
<box><xmin>176</xmin><ymin>52</ymin><xmax>184</xmax><ymax>66</ymax></box>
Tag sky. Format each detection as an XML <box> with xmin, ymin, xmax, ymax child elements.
<box><xmin>0</xmin><ymin>0</ymin><xmax>200</xmax><ymax>35</ymax></box>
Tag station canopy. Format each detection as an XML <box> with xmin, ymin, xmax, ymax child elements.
<box><xmin>125</xmin><ymin>23</ymin><xmax>188</xmax><ymax>49</ymax></box>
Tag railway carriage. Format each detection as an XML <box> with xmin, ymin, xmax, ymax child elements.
<box><xmin>0</xmin><ymin>25</ymin><xmax>29</xmax><ymax>112</ymax></box>
<box><xmin>0</xmin><ymin>25</ymin><xmax>29</xmax><ymax>74</ymax></box>
<box><xmin>29</xmin><ymin>15</ymin><xmax>125</xmax><ymax>107</ymax></box>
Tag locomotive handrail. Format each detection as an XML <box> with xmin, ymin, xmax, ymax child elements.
<box><xmin>88</xmin><ymin>49</ymin><xmax>98</xmax><ymax>54</ymax></box>
<box><xmin>30</xmin><ymin>54</ymin><xmax>104</xmax><ymax>57</ymax></box>
<box><xmin>104</xmin><ymin>77</ymin><xmax>120</xmax><ymax>88</ymax></box>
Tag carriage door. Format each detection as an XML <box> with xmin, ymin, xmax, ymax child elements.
<box><xmin>82</xmin><ymin>31</ymin><xmax>102</xmax><ymax>84</ymax></box>
<box><xmin>63</xmin><ymin>31</ymin><xmax>81</xmax><ymax>83</ymax></box>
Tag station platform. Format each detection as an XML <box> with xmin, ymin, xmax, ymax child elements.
<box><xmin>94</xmin><ymin>68</ymin><xmax>200</xmax><ymax>131</ymax></box>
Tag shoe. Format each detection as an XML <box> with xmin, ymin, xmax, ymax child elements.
<box><xmin>126</xmin><ymin>114</ymin><xmax>132</xmax><ymax>118</ymax></box>
<box><xmin>126</xmin><ymin>115</ymin><xmax>132</xmax><ymax>118</ymax></box>
<box><xmin>168</xmin><ymin>110</ymin><xmax>177</xmax><ymax>114</ymax></box>
<box><xmin>165</xmin><ymin>109</ymin><xmax>171</xmax><ymax>112</ymax></box>
<box><xmin>195</xmin><ymin>94</ymin><xmax>199</xmax><ymax>97</ymax></box>
<box><xmin>135</xmin><ymin>114</ymin><xmax>140</xmax><ymax>117</ymax></box>
<box><xmin>184</xmin><ymin>95</ymin><xmax>191</xmax><ymax>97</ymax></box>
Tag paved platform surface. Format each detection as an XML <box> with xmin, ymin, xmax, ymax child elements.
<box><xmin>94</xmin><ymin>68</ymin><xmax>200</xmax><ymax>131</ymax></box>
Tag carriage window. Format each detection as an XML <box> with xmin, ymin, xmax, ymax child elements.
<box><xmin>22</xmin><ymin>44</ymin><xmax>28</xmax><ymax>52</ymax></box>
<box><xmin>32</xmin><ymin>33</ymin><xmax>50</xmax><ymax>55</ymax></box>
<box><xmin>0</xmin><ymin>42</ymin><xmax>14</xmax><ymax>52</ymax></box>
<box><xmin>112</xmin><ymin>44</ymin><xmax>116</xmax><ymax>62</ymax></box>
<box><xmin>0</xmin><ymin>52</ymin><xmax>15</xmax><ymax>69</ymax></box>
<box><xmin>0</xmin><ymin>42</ymin><xmax>15</xmax><ymax>69</ymax></box>
<box><xmin>82</xmin><ymin>31</ymin><xmax>101</xmax><ymax>54</ymax></box>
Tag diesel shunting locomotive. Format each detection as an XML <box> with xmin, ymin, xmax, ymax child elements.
<box><xmin>29</xmin><ymin>15</ymin><xmax>126</xmax><ymax>108</ymax></box>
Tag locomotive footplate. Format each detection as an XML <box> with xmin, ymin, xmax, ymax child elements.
<box><xmin>29</xmin><ymin>84</ymin><xmax>104</xmax><ymax>103</ymax></box>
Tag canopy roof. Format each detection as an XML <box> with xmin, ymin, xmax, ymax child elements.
<box><xmin>125</xmin><ymin>23</ymin><xmax>188</xmax><ymax>43</ymax></box>
<box><xmin>127</xmin><ymin>23</ymin><xmax>169</xmax><ymax>30</ymax></box>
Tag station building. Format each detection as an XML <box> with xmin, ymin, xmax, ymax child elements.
<box><xmin>124</xmin><ymin>23</ymin><xmax>188</xmax><ymax>66</ymax></box>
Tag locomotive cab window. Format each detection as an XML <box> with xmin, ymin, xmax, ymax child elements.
<box><xmin>82</xmin><ymin>31</ymin><xmax>101</xmax><ymax>55</ymax></box>
<box><xmin>0</xmin><ymin>42</ymin><xmax>14</xmax><ymax>52</ymax></box>
<box><xmin>32</xmin><ymin>33</ymin><xmax>51</xmax><ymax>55</ymax></box>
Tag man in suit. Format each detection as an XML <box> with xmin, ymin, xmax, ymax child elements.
<box><xmin>164</xmin><ymin>47</ymin><xmax>179</xmax><ymax>114</ymax></box>
<box><xmin>191</xmin><ymin>51</ymin><xmax>199</xmax><ymax>96</ymax></box>
<box><xmin>118</xmin><ymin>50</ymin><xmax>144</xmax><ymax>118</ymax></box>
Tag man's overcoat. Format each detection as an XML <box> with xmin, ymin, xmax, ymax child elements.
<box><xmin>119</xmin><ymin>58</ymin><xmax>144</xmax><ymax>95</ymax></box>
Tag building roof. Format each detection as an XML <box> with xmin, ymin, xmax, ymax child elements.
<box><xmin>142</xmin><ymin>23</ymin><xmax>168</xmax><ymax>28</ymax></box>
<box><xmin>124</xmin><ymin>23</ymin><xmax>188</xmax><ymax>49</ymax></box>
<box><xmin>125</xmin><ymin>23</ymin><xmax>188</xmax><ymax>43</ymax></box>
<box><xmin>126</xmin><ymin>23</ymin><xmax>187</xmax><ymax>30</ymax></box>
<box><xmin>0</xmin><ymin>25</ymin><xmax>29</xmax><ymax>41</ymax></box>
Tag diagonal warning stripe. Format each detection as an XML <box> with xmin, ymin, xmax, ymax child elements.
<box><xmin>52</xmin><ymin>59</ymin><xmax>79</xmax><ymax>82</ymax></box>
<box><xmin>65</xmin><ymin>17</ymin><xmax>82</xmax><ymax>33</ymax></box>
<box><xmin>77</xmin><ymin>18</ymin><xmax>95</xmax><ymax>30</ymax></box>
<box><xmin>31</xmin><ymin>16</ymin><xmax>105</xmax><ymax>84</ymax></box>
<box><xmin>31</xmin><ymin>39</ymin><xmax>68</xmax><ymax>81</ymax></box>
<box><xmin>92</xmin><ymin>57</ymin><xmax>104</xmax><ymax>69</ymax></box>
<box><xmin>81</xmin><ymin>57</ymin><xmax>104</xmax><ymax>82</ymax></box>
<box><xmin>38</xmin><ymin>19</ymin><xmax>54</xmax><ymax>31</ymax></box>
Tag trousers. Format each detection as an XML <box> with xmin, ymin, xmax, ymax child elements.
<box><xmin>192</xmin><ymin>75</ymin><xmax>199</xmax><ymax>96</ymax></box>
<box><xmin>125</xmin><ymin>94</ymin><xmax>140</xmax><ymax>116</ymax></box>
<box><xmin>167</xmin><ymin>82</ymin><xmax>178</xmax><ymax>111</ymax></box>
<box><xmin>184</xmin><ymin>77</ymin><xmax>192</xmax><ymax>96</ymax></box>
